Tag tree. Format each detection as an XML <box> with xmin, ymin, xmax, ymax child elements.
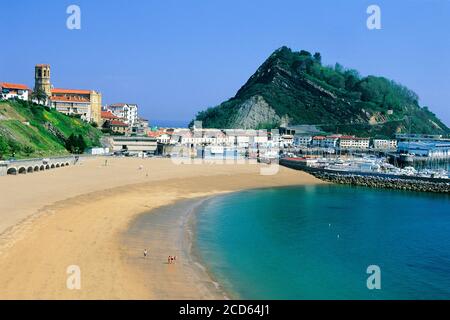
<box><xmin>313</xmin><ymin>52</ymin><xmax>322</xmax><ymax>64</ymax></box>
<box><xmin>299</xmin><ymin>50</ymin><xmax>312</xmax><ymax>57</ymax></box>
<box><xmin>344</xmin><ymin>69</ymin><xmax>360</xmax><ymax>91</ymax></box>
<box><xmin>334</xmin><ymin>63</ymin><xmax>344</xmax><ymax>74</ymax></box>
<box><xmin>23</xmin><ymin>145</ymin><xmax>35</xmax><ymax>157</ymax></box>
<box><xmin>75</xmin><ymin>134</ymin><xmax>87</xmax><ymax>153</ymax></box>
<box><xmin>8</xmin><ymin>140</ymin><xmax>21</xmax><ymax>158</ymax></box>
<box><xmin>0</xmin><ymin>137</ymin><xmax>9</xmax><ymax>159</ymax></box>
<box><xmin>31</xmin><ymin>89</ymin><xmax>48</xmax><ymax>105</ymax></box>
<box><xmin>65</xmin><ymin>133</ymin><xmax>87</xmax><ymax>154</ymax></box>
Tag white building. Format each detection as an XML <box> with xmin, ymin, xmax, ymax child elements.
<box><xmin>339</xmin><ymin>136</ymin><xmax>370</xmax><ymax>149</ymax></box>
<box><xmin>294</xmin><ymin>135</ymin><xmax>312</xmax><ymax>147</ymax></box>
<box><xmin>397</xmin><ymin>141</ymin><xmax>450</xmax><ymax>158</ymax></box>
<box><xmin>373</xmin><ymin>139</ymin><xmax>397</xmax><ymax>150</ymax></box>
<box><xmin>105</xmin><ymin>103</ymin><xmax>139</xmax><ymax>127</ymax></box>
<box><xmin>1</xmin><ymin>82</ymin><xmax>30</xmax><ymax>101</ymax></box>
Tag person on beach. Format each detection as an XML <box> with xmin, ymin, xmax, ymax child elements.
<box><xmin>168</xmin><ymin>256</ymin><xmax>172</xmax><ymax>264</ymax></box>
<box><xmin>143</xmin><ymin>249</ymin><xmax>148</xmax><ymax>258</ymax></box>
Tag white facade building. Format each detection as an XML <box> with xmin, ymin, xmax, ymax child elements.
<box><xmin>294</xmin><ymin>135</ymin><xmax>312</xmax><ymax>147</ymax></box>
<box><xmin>339</xmin><ymin>136</ymin><xmax>370</xmax><ymax>149</ymax></box>
<box><xmin>373</xmin><ymin>139</ymin><xmax>398</xmax><ymax>150</ymax></box>
<box><xmin>106</xmin><ymin>103</ymin><xmax>139</xmax><ymax>127</ymax></box>
<box><xmin>1</xmin><ymin>82</ymin><xmax>30</xmax><ymax>101</ymax></box>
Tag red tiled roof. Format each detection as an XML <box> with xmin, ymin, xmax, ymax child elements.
<box><xmin>147</xmin><ymin>132</ymin><xmax>162</xmax><ymax>138</ymax></box>
<box><xmin>313</xmin><ymin>136</ymin><xmax>326</xmax><ymax>140</ymax></box>
<box><xmin>50</xmin><ymin>96</ymin><xmax>90</xmax><ymax>103</ymax></box>
<box><xmin>339</xmin><ymin>135</ymin><xmax>363</xmax><ymax>140</ymax></box>
<box><xmin>51</xmin><ymin>88</ymin><xmax>91</xmax><ymax>95</ymax></box>
<box><xmin>36</xmin><ymin>64</ymin><xmax>50</xmax><ymax>67</ymax></box>
<box><xmin>101</xmin><ymin>111</ymin><xmax>119</xmax><ymax>120</ymax></box>
<box><xmin>1</xmin><ymin>82</ymin><xmax>30</xmax><ymax>90</ymax></box>
<box><xmin>110</xmin><ymin>120</ymin><xmax>128</xmax><ymax>127</ymax></box>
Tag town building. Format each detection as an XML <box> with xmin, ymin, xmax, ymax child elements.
<box><xmin>148</xmin><ymin>131</ymin><xmax>172</xmax><ymax>144</ymax></box>
<box><xmin>373</xmin><ymin>139</ymin><xmax>397</xmax><ymax>150</ymax></box>
<box><xmin>339</xmin><ymin>136</ymin><xmax>370</xmax><ymax>149</ymax></box>
<box><xmin>105</xmin><ymin>103</ymin><xmax>139</xmax><ymax>127</ymax></box>
<box><xmin>294</xmin><ymin>135</ymin><xmax>312</xmax><ymax>147</ymax></box>
<box><xmin>397</xmin><ymin>141</ymin><xmax>450</xmax><ymax>158</ymax></box>
<box><xmin>0</xmin><ymin>82</ymin><xmax>30</xmax><ymax>101</ymax></box>
<box><xmin>109</xmin><ymin>136</ymin><xmax>157</xmax><ymax>155</ymax></box>
<box><xmin>50</xmin><ymin>88</ymin><xmax>102</xmax><ymax>124</ymax></box>
<box><xmin>34</xmin><ymin>64</ymin><xmax>102</xmax><ymax>124</ymax></box>
<box><xmin>311</xmin><ymin>136</ymin><xmax>326</xmax><ymax>147</ymax></box>
<box><xmin>100</xmin><ymin>110</ymin><xmax>121</xmax><ymax>125</ymax></box>
<box><xmin>132</xmin><ymin>117</ymin><xmax>149</xmax><ymax>135</ymax></box>
<box><xmin>395</xmin><ymin>133</ymin><xmax>443</xmax><ymax>142</ymax></box>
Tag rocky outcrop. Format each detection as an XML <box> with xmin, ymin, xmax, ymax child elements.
<box><xmin>194</xmin><ymin>46</ymin><xmax>449</xmax><ymax>136</ymax></box>
<box><xmin>231</xmin><ymin>95</ymin><xmax>281</xmax><ymax>129</ymax></box>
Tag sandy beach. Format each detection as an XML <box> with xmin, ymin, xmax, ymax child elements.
<box><xmin>0</xmin><ymin>157</ymin><xmax>323</xmax><ymax>299</ymax></box>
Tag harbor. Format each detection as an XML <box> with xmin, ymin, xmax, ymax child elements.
<box><xmin>280</xmin><ymin>157</ymin><xmax>450</xmax><ymax>193</ymax></box>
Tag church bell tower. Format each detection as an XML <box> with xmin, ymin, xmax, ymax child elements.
<box><xmin>34</xmin><ymin>64</ymin><xmax>52</xmax><ymax>97</ymax></box>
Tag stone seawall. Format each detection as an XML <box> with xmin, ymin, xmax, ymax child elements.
<box><xmin>310</xmin><ymin>171</ymin><xmax>449</xmax><ymax>193</ymax></box>
<box><xmin>280</xmin><ymin>159</ymin><xmax>450</xmax><ymax>194</ymax></box>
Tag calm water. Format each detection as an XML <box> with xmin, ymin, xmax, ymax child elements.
<box><xmin>195</xmin><ymin>185</ymin><xmax>450</xmax><ymax>299</ymax></box>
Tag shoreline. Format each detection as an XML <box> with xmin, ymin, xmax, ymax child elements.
<box><xmin>122</xmin><ymin>196</ymin><xmax>233</xmax><ymax>300</ymax></box>
<box><xmin>0</xmin><ymin>157</ymin><xmax>323</xmax><ymax>299</ymax></box>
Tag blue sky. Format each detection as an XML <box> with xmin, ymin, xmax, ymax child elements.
<box><xmin>1</xmin><ymin>0</ymin><xmax>449</xmax><ymax>126</ymax></box>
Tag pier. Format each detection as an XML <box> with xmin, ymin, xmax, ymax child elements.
<box><xmin>280</xmin><ymin>158</ymin><xmax>450</xmax><ymax>193</ymax></box>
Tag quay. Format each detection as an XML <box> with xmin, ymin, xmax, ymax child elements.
<box><xmin>280</xmin><ymin>158</ymin><xmax>450</xmax><ymax>193</ymax></box>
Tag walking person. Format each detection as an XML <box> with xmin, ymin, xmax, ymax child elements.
<box><xmin>143</xmin><ymin>249</ymin><xmax>148</xmax><ymax>258</ymax></box>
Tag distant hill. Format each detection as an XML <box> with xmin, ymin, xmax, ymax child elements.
<box><xmin>0</xmin><ymin>100</ymin><xmax>102</xmax><ymax>159</ymax></box>
<box><xmin>193</xmin><ymin>46</ymin><xmax>449</xmax><ymax>137</ymax></box>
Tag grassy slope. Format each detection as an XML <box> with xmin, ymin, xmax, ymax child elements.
<box><xmin>0</xmin><ymin>100</ymin><xmax>102</xmax><ymax>159</ymax></box>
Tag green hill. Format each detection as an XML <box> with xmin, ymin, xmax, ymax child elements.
<box><xmin>0</xmin><ymin>100</ymin><xmax>102</xmax><ymax>159</ymax></box>
<box><xmin>193</xmin><ymin>47</ymin><xmax>449</xmax><ymax>137</ymax></box>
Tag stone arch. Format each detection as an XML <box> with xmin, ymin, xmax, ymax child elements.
<box><xmin>34</xmin><ymin>165</ymin><xmax>40</xmax><ymax>172</ymax></box>
<box><xmin>45</xmin><ymin>164</ymin><xmax>50</xmax><ymax>170</ymax></box>
<box><xmin>56</xmin><ymin>163</ymin><xmax>60</xmax><ymax>168</ymax></box>
<box><xmin>7</xmin><ymin>167</ymin><xmax>17</xmax><ymax>175</ymax></box>
<box><xmin>65</xmin><ymin>162</ymin><xmax>70</xmax><ymax>166</ymax></box>
<box><xmin>27</xmin><ymin>166</ymin><xmax>33</xmax><ymax>173</ymax></box>
<box><xmin>61</xmin><ymin>163</ymin><xmax>65</xmax><ymax>167</ymax></box>
<box><xmin>18</xmin><ymin>167</ymin><xmax>27</xmax><ymax>174</ymax></box>
<box><xmin>40</xmin><ymin>165</ymin><xmax>45</xmax><ymax>171</ymax></box>
<box><xmin>50</xmin><ymin>164</ymin><xmax>55</xmax><ymax>169</ymax></box>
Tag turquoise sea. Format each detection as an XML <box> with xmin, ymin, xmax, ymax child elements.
<box><xmin>195</xmin><ymin>185</ymin><xmax>450</xmax><ymax>299</ymax></box>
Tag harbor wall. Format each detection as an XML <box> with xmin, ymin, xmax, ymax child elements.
<box><xmin>280</xmin><ymin>159</ymin><xmax>450</xmax><ymax>194</ymax></box>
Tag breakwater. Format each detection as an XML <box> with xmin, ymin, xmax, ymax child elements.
<box><xmin>280</xmin><ymin>159</ymin><xmax>450</xmax><ymax>194</ymax></box>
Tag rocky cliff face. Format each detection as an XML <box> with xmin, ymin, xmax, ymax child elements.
<box><xmin>231</xmin><ymin>96</ymin><xmax>280</xmax><ymax>129</ymax></box>
<box><xmin>193</xmin><ymin>47</ymin><xmax>449</xmax><ymax>137</ymax></box>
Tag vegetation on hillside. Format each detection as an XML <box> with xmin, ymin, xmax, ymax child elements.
<box><xmin>0</xmin><ymin>100</ymin><xmax>102</xmax><ymax>159</ymax></box>
<box><xmin>194</xmin><ymin>47</ymin><xmax>449</xmax><ymax>137</ymax></box>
